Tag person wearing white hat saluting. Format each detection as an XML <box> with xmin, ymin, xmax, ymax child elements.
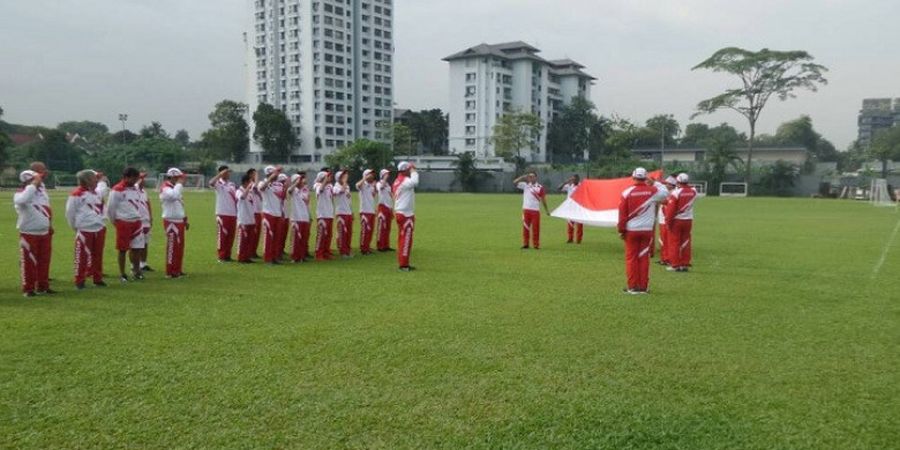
<box><xmin>257</xmin><ymin>165</ymin><xmax>285</xmax><ymax>264</ymax></box>
<box><xmin>160</xmin><ymin>168</ymin><xmax>189</xmax><ymax>278</ymax></box>
<box><xmin>656</xmin><ymin>175</ymin><xmax>678</xmax><ymax>266</ymax></box>
<box><xmin>664</xmin><ymin>173</ymin><xmax>698</xmax><ymax>272</ymax></box>
<box><xmin>13</xmin><ymin>168</ymin><xmax>54</xmax><ymax>296</ymax></box>
<box><xmin>314</xmin><ymin>169</ymin><xmax>336</xmax><ymax>260</ymax></box>
<box><xmin>65</xmin><ymin>170</ymin><xmax>108</xmax><ymax>290</ymax></box>
<box><xmin>275</xmin><ymin>172</ymin><xmax>291</xmax><ymax>260</ymax></box>
<box><xmin>287</xmin><ymin>172</ymin><xmax>312</xmax><ymax>263</ymax></box>
<box><xmin>333</xmin><ymin>170</ymin><xmax>354</xmax><ymax>258</ymax></box>
<box><xmin>375</xmin><ymin>168</ymin><xmax>394</xmax><ymax>252</ymax></box>
<box><xmin>393</xmin><ymin>161</ymin><xmax>419</xmax><ymax>271</ymax></box>
<box><xmin>356</xmin><ymin>169</ymin><xmax>378</xmax><ymax>255</ymax></box>
<box><xmin>617</xmin><ymin>167</ymin><xmax>669</xmax><ymax>294</ymax></box>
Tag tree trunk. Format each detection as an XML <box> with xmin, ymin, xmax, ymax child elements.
<box><xmin>883</xmin><ymin>158</ymin><xmax>889</xmax><ymax>179</ymax></box>
<box><xmin>746</xmin><ymin>122</ymin><xmax>756</xmax><ymax>194</ymax></box>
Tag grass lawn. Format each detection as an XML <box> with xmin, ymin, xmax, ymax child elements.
<box><xmin>1</xmin><ymin>191</ymin><xmax>898</xmax><ymax>448</ymax></box>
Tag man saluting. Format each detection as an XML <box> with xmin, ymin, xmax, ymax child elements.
<box><xmin>393</xmin><ymin>162</ymin><xmax>419</xmax><ymax>272</ymax></box>
<box><xmin>618</xmin><ymin>167</ymin><xmax>668</xmax><ymax>295</ymax></box>
<box><xmin>513</xmin><ymin>171</ymin><xmax>549</xmax><ymax>250</ymax></box>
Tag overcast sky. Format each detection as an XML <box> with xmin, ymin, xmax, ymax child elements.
<box><xmin>1</xmin><ymin>0</ymin><xmax>898</xmax><ymax>148</ymax></box>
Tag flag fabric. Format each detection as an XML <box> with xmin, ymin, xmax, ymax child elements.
<box><xmin>551</xmin><ymin>171</ymin><xmax>663</xmax><ymax>227</ymax></box>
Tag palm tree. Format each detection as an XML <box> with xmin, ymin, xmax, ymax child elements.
<box><xmin>703</xmin><ymin>131</ymin><xmax>744</xmax><ymax>196</ymax></box>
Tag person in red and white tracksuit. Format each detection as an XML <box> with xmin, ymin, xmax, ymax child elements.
<box><xmin>107</xmin><ymin>168</ymin><xmax>145</xmax><ymax>282</ymax></box>
<box><xmin>375</xmin><ymin>169</ymin><xmax>394</xmax><ymax>252</ymax></box>
<box><xmin>618</xmin><ymin>167</ymin><xmax>669</xmax><ymax>294</ymax></box>
<box><xmin>235</xmin><ymin>173</ymin><xmax>257</xmax><ymax>264</ymax></box>
<box><xmin>665</xmin><ymin>173</ymin><xmax>698</xmax><ymax>272</ymax></box>
<box><xmin>393</xmin><ymin>162</ymin><xmax>419</xmax><ymax>271</ymax></box>
<box><xmin>13</xmin><ymin>169</ymin><xmax>54</xmax><ymax>297</ymax></box>
<box><xmin>136</xmin><ymin>175</ymin><xmax>153</xmax><ymax>272</ymax></box>
<box><xmin>275</xmin><ymin>173</ymin><xmax>291</xmax><ymax>259</ymax></box>
<box><xmin>558</xmin><ymin>174</ymin><xmax>584</xmax><ymax>244</ymax></box>
<box><xmin>209</xmin><ymin>166</ymin><xmax>238</xmax><ymax>262</ymax></box>
<box><xmin>513</xmin><ymin>171</ymin><xmax>550</xmax><ymax>250</ymax></box>
<box><xmin>656</xmin><ymin>176</ymin><xmax>677</xmax><ymax>266</ymax></box>
<box><xmin>288</xmin><ymin>173</ymin><xmax>312</xmax><ymax>263</ymax></box>
<box><xmin>333</xmin><ymin>170</ymin><xmax>354</xmax><ymax>258</ymax></box>
<box><xmin>356</xmin><ymin>169</ymin><xmax>377</xmax><ymax>255</ymax></box>
<box><xmin>258</xmin><ymin>166</ymin><xmax>286</xmax><ymax>264</ymax></box>
<box><xmin>314</xmin><ymin>170</ymin><xmax>335</xmax><ymax>260</ymax></box>
<box><xmin>246</xmin><ymin>168</ymin><xmax>263</xmax><ymax>259</ymax></box>
<box><xmin>65</xmin><ymin>170</ymin><xmax>107</xmax><ymax>289</ymax></box>
<box><xmin>159</xmin><ymin>168</ymin><xmax>189</xmax><ymax>278</ymax></box>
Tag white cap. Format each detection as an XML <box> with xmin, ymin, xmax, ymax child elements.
<box><xmin>19</xmin><ymin>170</ymin><xmax>38</xmax><ymax>183</ymax></box>
<box><xmin>335</xmin><ymin>170</ymin><xmax>345</xmax><ymax>181</ymax></box>
<box><xmin>264</xmin><ymin>165</ymin><xmax>277</xmax><ymax>175</ymax></box>
<box><xmin>397</xmin><ymin>161</ymin><xmax>411</xmax><ymax>172</ymax></box>
<box><xmin>677</xmin><ymin>173</ymin><xmax>690</xmax><ymax>183</ymax></box>
<box><xmin>290</xmin><ymin>173</ymin><xmax>302</xmax><ymax>183</ymax></box>
<box><xmin>315</xmin><ymin>171</ymin><xmax>327</xmax><ymax>183</ymax></box>
<box><xmin>166</xmin><ymin>168</ymin><xmax>184</xmax><ymax>178</ymax></box>
<box><xmin>277</xmin><ymin>173</ymin><xmax>289</xmax><ymax>182</ymax></box>
<box><xmin>632</xmin><ymin>167</ymin><xmax>648</xmax><ymax>180</ymax></box>
<box><xmin>363</xmin><ymin>169</ymin><xmax>374</xmax><ymax>178</ymax></box>
<box><xmin>665</xmin><ymin>176</ymin><xmax>677</xmax><ymax>185</ymax></box>
<box><xmin>380</xmin><ymin>169</ymin><xmax>390</xmax><ymax>178</ymax></box>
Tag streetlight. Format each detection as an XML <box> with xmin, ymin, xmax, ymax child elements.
<box><xmin>118</xmin><ymin>113</ymin><xmax>128</xmax><ymax>144</ymax></box>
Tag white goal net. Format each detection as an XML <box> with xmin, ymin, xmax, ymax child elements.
<box><xmin>719</xmin><ymin>182</ymin><xmax>748</xmax><ymax>197</ymax></box>
<box><xmin>870</xmin><ymin>179</ymin><xmax>895</xmax><ymax>207</ymax></box>
<box><xmin>158</xmin><ymin>174</ymin><xmax>206</xmax><ymax>189</ymax></box>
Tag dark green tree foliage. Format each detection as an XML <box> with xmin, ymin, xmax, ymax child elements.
<box><xmin>174</xmin><ymin>129</ymin><xmax>191</xmax><ymax>147</ymax></box>
<box><xmin>643</xmin><ymin>114</ymin><xmax>681</xmax><ymax>148</ymax></box>
<box><xmin>452</xmin><ymin>151</ymin><xmax>489</xmax><ymax>192</ymax></box>
<box><xmin>57</xmin><ymin>121</ymin><xmax>109</xmax><ymax>143</ymax></box>
<box><xmin>692</xmin><ymin>47</ymin><xmax>828</xmax><ymax>188</ymax></box>
<box><xmin>546</xmin><ymin>97</ymin><xmax>599</xmax><ymax>163</ymax></box>
<box><xmin>87</xmin><ymin>138</ymin><xmax>185</xmax><ymax>176</ymax></box>
<box><xmin>701</xmin><ymin>123</ymin><xmax>745</xmax><ymax>195</ymax></box>
<box><xmin>111</xmin><ymin>129</ymin><xmax>138</xmax><ymax>145</ymax></box>
<box><xmin>492</xmin><ymin>111</ymin><xmax>543</xmax><ymax>171</ymax></box>
<box><xmin>253</xmin><ymin>103</ymin><xmax>296</xmax><ymax>162</ymax></box>
<box><xmin>870</xmin><ymin>126</ymin><xmax>900</xmax><ymax>178</ymax></box>
<box><xmin>324</xmin><ymin>139</ymin><xmax>394</xmax><ymax>179</ymax></box>
<box><xmin>0</xmin><ymin>106</ymin><xmax>9</xmax><ymax>167</ymax></box>
<box><xmin>774</xmin><ymin>115</ymin><xmax>838</xmax><ymax>162</ymax></box>
<box><xmin>20</xmin><ymin>129</ymin><xmax>84</xmax><ymax>173</ymax></box>
<box><xmin>392</xmin><ymin>123</ymin><xmax>416</xmax><ymax>157</ymax></box>
<box><xmin>202</xmin><ymin>100</ymin><xmax>250</xmax><ymax>162</ymax></box>
<box><xmin>404</xmin><ymin>109</ymin><xmax>448</xmax><ymax>155</ymax></box>
<box><xmin>140</xmin><ymin>121</ymin><xmax>169</xmax><ymax>139</ymax></box>
<box><xmin>756</xmin><ymin>160</ymin><xmax>799</xmax><ymax>196</ymax></box>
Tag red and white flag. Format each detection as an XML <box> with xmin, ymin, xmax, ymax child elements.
<box><xmin>551</xmin><ymin>171</ymin><xmax>663</xmax><ymax>227</ymax></box>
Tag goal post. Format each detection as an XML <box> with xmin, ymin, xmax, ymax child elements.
<box><xmin>689</xmin><ymin>181</ymin><xmax>707</xmax><ymax>197</ymax></box>
<box><xmin>158</xmin><ymin>173</ymin><xmax>206</xmax><ymax>189</ymax></box>
<box><xmin>719</xmin><ymin>182</ymin><xmax>748</xmax><ymax>197</ymax></box>
<box><xmin>870</xmin><ymin>178</ymin><xmax>895</xmax><ymax>207</ymax></box>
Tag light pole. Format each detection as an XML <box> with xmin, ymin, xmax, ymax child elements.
<box><xmin>118</xmin><ymin>113</ymin><xmax>128</xmax><ymax>144</ymax></box>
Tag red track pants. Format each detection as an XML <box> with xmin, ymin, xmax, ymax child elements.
<box><xmin>396</xmin><ymin>213</ymin><xmax>415</xmax><ymax>267</ymax></box>
<box><xmin>669</xmin><ymin>219</ymin><xmax>693</xmax><ymax>268</ymax></box>
<box><xmin>376</xmin><ymin>205</ymin><xmax>393</xmax><ymax>251</ymax></box>
<box><xmin>567</xmin><ymin>220</ymin><xmax>583</xmax><ymax>243</ymax></box>
<box><xmin>164</xmin><ymin>220</ymin><xmax>186</xmax><ymax>277</ymax></box>
<box><xmin>237</xmin><ymin>224</ymin><xmax>255</xmax><ymax>262</ymax></box>
<box><xmin>336</xmin><ymin>214</ymin><xmax>353</xmax><ymax>256</ymax></box>
<box><xmin>250</xmin><ymin>213</ymin><xmax>262</xmax><ymax>257</ymax></box>
<box><xmin>19</xmin><ymin>232</ymin><xmax>51</xmax><ymax>293</ymax></box>
<box><xmin>74</xmin><ymin>229</ymin><xmax>105</xmax><ymax>285</ymax></box>
<box><xmin>291</xmin><ymin>220</ymin><xmax>311</xmax><ymax>262</ymax></box>
<box><xmin>261</xmin><ymin>214</ymin><xmax>282</xmax><ymax>263</ymax></box>
<box><xmin>216</xmin><ymin>215</ymin><xmax>237</xmax><ymax>260</ymax></box>
<box><xmin>624</xmin><ymin>230</ymin><xmax>653</xmax><ymax>291</ymax></box>
<box><xmin>359</xmin><ymin>213</ymin><xmax>375</xmax><ymax>253</ymax></box>
<box><xmin>658</xmin><ymin>225</ymin><xmax>669</xmax><ymax>263</ymax></box>
<box><xmin>522</xmin><ymin>209</ymin><xmax>541</xmax><ymax>248</ymax></box>
<box><xmin>316</xmin><ymin>217</ymin><xmax>334</xmax><ymax>260</ymax></box>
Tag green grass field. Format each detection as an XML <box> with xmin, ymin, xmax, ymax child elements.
<box><xmin>1</xmin><ymin>191</ymin><xmax>898</xmax><ymax>448</ymax></box>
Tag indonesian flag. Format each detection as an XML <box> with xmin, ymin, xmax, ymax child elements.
<box><xmin>551</xmin><ymin>170</ymin><xmax>663</xmax><ymax>227</ymax></box>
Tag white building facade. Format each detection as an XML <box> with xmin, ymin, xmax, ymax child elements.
<box><xmin>444</xmin><ymin>42</ymin><xmax>595</xmax><ymax>163</ymax></box>
<box><xmin>247</xmin><ymin>0</ymin><xmax>394</xmax><ymax>163</ymax></box>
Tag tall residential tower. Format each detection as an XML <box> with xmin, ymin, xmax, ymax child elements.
<box><xmin>247</xmin><ymin>0</ymin><xmax>394</xmax><ymax>163</ymax></box>
<box><xmin>444</xmin><ymin>42</ymin><xmax>596</xmax><ymax>163</ymax></box>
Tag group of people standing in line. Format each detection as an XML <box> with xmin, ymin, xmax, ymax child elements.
<box><xmin>511</xmin><ymin>168</ymin><xmax>697</xmax><ymax>295</ymax></box>
<box><xmin>12</xmin><ymin>161</ymin><xmax>420</xmax><ymax>297</ymax></box>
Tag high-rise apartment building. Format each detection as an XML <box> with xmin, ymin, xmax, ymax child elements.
<box><xmin>444</xmin><ymin>42</ymin><xmax>596</xmax><ymax>162</ymax></box>
<box><xmin>857</xmin><ymin>98</ymin><xmax>900</xmax><ymax>147</ymax></box>
<box><xmin>246</xmin><ymin>0</ymin><xmax>394</xmax><ymax>163</ymax></box>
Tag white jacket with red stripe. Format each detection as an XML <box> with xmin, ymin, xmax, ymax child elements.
<box><xmin>65</xmin><ymin>186</ymin><xmax>105</xmax><ymax>232</ymax></box>
<box><xmin>107</xmin><ymin>181</ymin><xmax>143</xmax><ymax>222</ymax></box>
<box><xmin>618</xmin><ymin>182</ymin><xmax>668</xmax><ymax>233</ymax></box>
<box><xmin>666</xmin><ymin>186</ymin><xmax>697</xmax><ymax>222</ymax></box>
<box><xmin>13</xmin><ymin>184</ymin><xmax>52</xmax><ymax>235</ymax></box>
<box><xmin>159</xmin><ymin>181</ymin><xmax>186</xmax><ymax>221</ymax></box>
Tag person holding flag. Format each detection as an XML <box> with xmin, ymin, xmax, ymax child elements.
<box><xmin>665</xmin><ymin>173</ymin><xmax>698</xmax><ymax>273</ymax></box>
<box><xmin>65</xmin><ymin>170</ymin><xmax>107</xmax><ymax>289</ymax></box>
<box><xmin>288</xmin><ymin>172</ymin><xmax>312</xmax><ymax>263</ymax></box>
<box><xmin>333</xmin><ymin>170</ymin><xmax>354</xmax><ymax>258</ymax></box>
<box><xmin>107</xmin><ymin>168</ymin><xmax>145</xmax><ymax>282</ymax></box>
<box><xmin>235</xmin><ymin>173</ymin><xmax>257</xmax><ymax>264</ymax></box>
<box><xmin>376</xmin><ymin>169</ymin><xmax>394</xmax><ymax>252</ymax></box>
<box><xmin>159</xmin><ymin>168</ymin><xmax>189</xmax><ymax>278</ymax></box>
<box><xmin>558</xmin><ymin>174</ymin><xmax>583</xmax><ymax>244</ymax></box>
<box><xmin>393</xmin><ymin>162</ymin><xmax>419</xmax><ymax>271</ymax></box>
<box><xmin>356</xmin><ymin>169</ymin><xmax>378</xmax><ymax>255</ymax></box>
<box><xmin>14</xmin><ymin>168</ymin><xmax>54</xmax><ymax>296</ymax></box>
<box><xmin>314</xmin><ymin>170</ymin><xmax>335</xmax><ymax>260</ymax></box>
<box><xmin>656</xmin><ymin>176</ymin><xmax>677</xmax><ymax>266</ymax></box>
<box><xmin>513</xmin><ymin>171</ymin><xmax>550</xmax><ymax>250</ymax></box>
<box><xmin>618</xmin><ymin>167</ymin><xmax>669</xmax><ymax>294</ymax></box>
<box><xmin>209</xmin><ymin>166</ymin><xmax>238</xmax><ymax>262</ymax></box>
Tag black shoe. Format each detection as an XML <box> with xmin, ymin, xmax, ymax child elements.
<box><xmin>94</xmin><ymin>281</ymin><xmax>107</xmax><ymax>287</ymax></box>
<box><xmin>657</xmin><ymin>260</ymin><xmax>668</xmax><ymax>266</ymax></box>
<box><xmin>166</xmin><ymin>274</ymin><xmax>181</xmax><ymax>279</ymax></box>
<box><xmin>383</xmin><ymin>248</ymin><xmax>396</xmax><ymax>252</ymax></box>
<box><xmin>120</xmin><ymin>275</ymin><xmax>129</xmax><ymax>283</ymax></box>
<box><xmin>399</xmin><ymin>266</ymin><xmax>416</xmax><ymax>272</ymax></box>
<box><xmin>133</xmin><ymin>273</ymin><xmax>145</xmax><ymax>281</ymax></box>
<box><xmin>566</xmin><ymin>240</ymin><xmax>573</xmax><ymax>244</ymax></box>
<box><xmin>521</xmin><ymin>245</ymin><xmax>530</xmax><ymax>250</ymax></box>
<box><xmin>534</xmin><ymin>247</ymin><xmax>540</xmax><ymax>250</ymax></box>
<box><xmin>76</xmin><ymin>282</ymin><xmax>86</xmax><ymax>291</ymax></box>
<box><xmin>268</xmin><ymin>260</ymin><xmax>281</xmax><ymax>265</ymax></box>
<box><xmin>677</xmin><ymin>267</ymin><xmax>689</xmax><ymax>273</ymax></box>
<box><xmin>38</xmin><ymin>289</ymin><xmax>58</xmax><ymax>295</ymax></box>
<box><xmin>223</xmin><ymin>257</ymin><xmax>234</xmax><ymax>262</ymax></box>
<box><xmin>178</xmin><ymin>272</ymin><xmax>187</xmax><ymax>277</ymax></box>
<box><xmin>239</xmin><ymin>260</ymin><xmax>255</xmax><ymax>264</ymax></box>
<box><xmin>142</xmin><ymin>266</ymin><xmax>154</xmax><ymax>272</ymax></box>
<box><xmin>23</xmin><ymin>291</ymin><xmax>36</xmax><ymax>298</ymax></box>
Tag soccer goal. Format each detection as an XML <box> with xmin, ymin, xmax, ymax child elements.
<box><xmin>157</xmin><ymin>173</ymin><xmax>206</xmax><ymax>189</ymax></box>
<box><xmin>720</xmin><ymin>182</ymin><xmax>748</xmax><ymax>197</ymax></box>
<box><xmin>870</xmin><ymin>178</ymin><xmax>895</xmax><ymax>207</ymax></box>
<box><xmin>689</xmin><ymin>181</ymin><xmax>708</xmax><ymax>197</ymax></box>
